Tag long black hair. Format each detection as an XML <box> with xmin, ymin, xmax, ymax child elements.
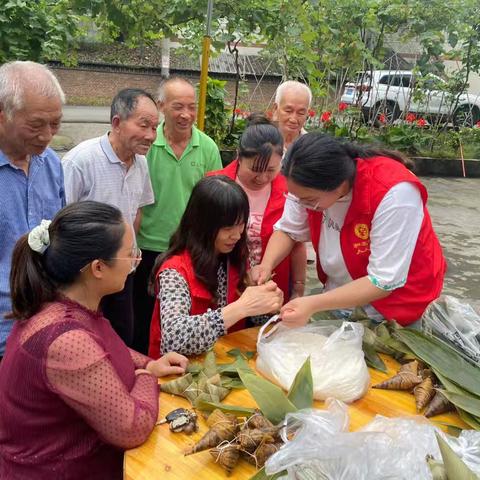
<box><xmin>9</xmin><ymin>201</ymin><xmax>125</xmax><ymax>320</ymax></box>
<box><xmin>150</xmin><ymin>176</ymin><xmax>250</xmax><ymax>299</ymax></box>
<box><xmin>282</xmin><ymin>132</ymin><xmax>413</xmax><ymax>191</ymax></box>
<box><xmin>237</xmin><ymin>114</ymin><xmax>283</xmax><ymax>172</ymax></box>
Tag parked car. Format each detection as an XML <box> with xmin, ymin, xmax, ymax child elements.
<box><xmin>341</xmin><ymin>70</ymin><xmax>480</xmax><ymax>127</ymax></box>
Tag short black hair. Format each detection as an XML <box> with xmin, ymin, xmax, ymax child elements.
<box><xmin>110</xmin><ymin>88</ymin><xmax>156</xmax><ymax>122</ymax></box>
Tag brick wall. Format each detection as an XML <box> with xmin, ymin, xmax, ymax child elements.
<box><xmin>51</xmin><ymin>66</ymin><xmax>281</xmax><ymax>111</ymax></box>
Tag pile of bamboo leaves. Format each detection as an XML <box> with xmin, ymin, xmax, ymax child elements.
<box><xmin>357</xmin><ymin>314</ymin><xmax>480</xmax><ymax>430</ymax></box>
<box><xmin>393</xmin><ymin>328</ymin><xmax>480</xmax><ymax>431</ymax></box>
<box><xmin>160</xmin><ymin>350</ymin><xmax>246</xmax><ymax>408</ymax></box>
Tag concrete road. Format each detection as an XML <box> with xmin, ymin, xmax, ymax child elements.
<box><xmin>62</xmin><ymin>106</ymin><xmax>110</xmax><ymax>123</ymax></box>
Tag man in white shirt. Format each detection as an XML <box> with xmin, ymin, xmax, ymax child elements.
<box><xmin>272</xmin><ymin>80</ymin><xmax>312</xmax><ymax>153</ymax></box>
<box><xmin>63</xmin><ymin>88</ymin><xmax>159</xmax><ymax>345</ymax></box>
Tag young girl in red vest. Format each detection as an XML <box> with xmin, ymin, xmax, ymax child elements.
<box><xmin>252</xmin><ymin>133</ymin><xmax>446</xmax><ymax>327</ymax></box>
<box><xmin>148</xmin><ymin>175</ymin><xmax>283</xmax><ymax>358</ymax></box>
<box><xmin>208</xmin><ymin>115</ymin><xmax>307</xmax><ymax>302</ymax></box>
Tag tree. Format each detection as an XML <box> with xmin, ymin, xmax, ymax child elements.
<box><xmin>0</xmin><ymin>0</ymin><xmax>80</xmax><ymax>63</ymax></box>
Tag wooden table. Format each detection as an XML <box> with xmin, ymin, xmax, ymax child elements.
<box><xmin>124</xmin><ymin>327</ymin><xmax>467</xmax><ymax>480</ymax></box>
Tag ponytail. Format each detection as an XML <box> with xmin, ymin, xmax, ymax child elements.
<box><xmin>8</xmin><ymin>236</ymin><xmax>57</xmax><ymax>320</ymax></box>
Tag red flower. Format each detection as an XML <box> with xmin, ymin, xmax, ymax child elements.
<box><xmin>476</xmin><ymin>120</ymin><xmax>480</xmax><ymax>128</ymax></box>
<box><xmin>406</xmin><ymin>112</ymin><xmax>417</xmax><ymax>123</ymax></box>
<box><xmin>338</xmin><ymin>102</ymin><xmax>348</xmax><ymax>112</ymax></box>
<box><xmin>234</xmin><ymin>108</ymin><xmax>242</xmax><ymax>115</ymax></box>
<box><xmin>320</xmin><ymin>111</ymin><xmax>332</xmax><ymax>122</ymax></box>
<box><xmin>378</xmin><ymin>113</ymin><xmax>387</xmax><ymax>124</ymax></box>
<box><xmin>416</xmin><ymin>118</ymin><xmax>427</xmax><ymax>127</ymax></box>
<box><xmin>308</xmin><ymin>109</ymin><xmax>316</xmax><ymax>117</ymax></box>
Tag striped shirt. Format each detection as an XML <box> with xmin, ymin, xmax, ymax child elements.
<box><xmin>0</xmin><ymin>148</ymin><xmax>65</xmax><ymax>355</ymax></box>
<box><xmin>62</xmin><ymin>133</ymin><xmax>154</xmax><ymax>227</ymax></box>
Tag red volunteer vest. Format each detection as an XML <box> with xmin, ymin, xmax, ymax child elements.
<box><xmin>148</xmin><ymin>250</ymin><xmax>244</xmax><ymax>359</ymax></box>
<box><xmin>307</xmin><ymin>156</ymin><xmax>446</xmax><ymax>325</ymax></box>
<box><xmin>207</xmin><ymin>160</ymin><xmax>291</xmax><ymax>301</ymax></box>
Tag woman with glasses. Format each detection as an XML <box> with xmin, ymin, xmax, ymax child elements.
<box><xmin>0</xmin><ymin>201</ymin><xmax>188</xmax><ymax>479</ymax></box>
<box><xmin>208</xmin><ymin>114</ymin><xmax>307</xmax><ymax>303</ymax></box>
<box><xmin>251</xmin><ymin>133</ymin><xmax>446</xmax><ymax>328</ymax></box>
<box><xmin>148</xmin><ymin>175</ymin><xmax>283</xmax><ymax>359</ymax></box>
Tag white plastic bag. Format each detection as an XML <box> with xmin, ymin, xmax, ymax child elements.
<box><xmin>266</xmin><ymin>399</ymin><xmax>480</xmax><ymax>479</ymax></box>
<box><xmin>423</xmin><ymin>295</ymin><xmax>480</xmax><ymax>366</ymax></box>
<box><xmin>256</xmin><ymin>318</ymin><xmax>370</xmax><ymax>403</ymax></box>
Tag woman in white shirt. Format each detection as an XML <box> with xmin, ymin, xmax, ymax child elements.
<box><xmin>251</xmin><ymin>133</ymin><xmax>446</xmax><ymax>327</ymax></box>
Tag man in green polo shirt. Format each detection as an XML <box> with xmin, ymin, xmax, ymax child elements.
<box><xmin>133</xmin><ymin>76</ymin><xmax>222</xmax><ymax>353</ymax></box>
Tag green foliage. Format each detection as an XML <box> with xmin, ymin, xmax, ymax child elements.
<box><xmin>0</xmin><ymin>0</ymin><xmax>80</xmax><ymax>63</ymax></box>
<box><xmin>200</xmin><ymin>77</ymin><xmax>249</xmax><ymax>150</ymax></box>
<box><xmin>202</xmin><ymin>77</ymin><xmax>230</xmax><ymax>148</ymax></box>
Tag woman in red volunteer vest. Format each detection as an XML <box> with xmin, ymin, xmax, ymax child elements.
<box><xmin>148</xmin><ymin>176</ymin><xmax>283</xmax><ymax>358</ymax></box>
<box><xmin>252</xmin><ymin>133</ymin><xmax>446</xmax><ymax>327</ymax></box>
<box><xmin>208</xmin><ymin>115</ymin><xmax>307</xmax><ymax>303</ymax></box>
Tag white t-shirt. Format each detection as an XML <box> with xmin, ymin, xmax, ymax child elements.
<box><xmin>275</xmin><ymin>182</ymin><xmax>424</xmax><ymax>318</ymax></box>
<box><xmin>63</xmin><ymin>133</ymin><xmax>155</xmax><ymax>227</ymax></box>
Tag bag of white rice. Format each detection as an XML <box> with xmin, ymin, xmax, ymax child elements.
<box><xmin>256</xmin><ymin>318</ymin><xmax>370</xmax><ymax>403</ymax></box>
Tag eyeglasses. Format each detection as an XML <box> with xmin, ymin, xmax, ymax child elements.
<box><xmin>283</xmin><ymin>192</ymin><xmax>321</xmax><ymax>211</ymax></box>
<box><xmin>80</xmin><ymin>246</ymin><xmax>142</xmax><ymax>274</ymax></box>
<box><xmin>111</xmin><ymin>246</ymin><xmax>143</xmax><ymax>273</ymax></box>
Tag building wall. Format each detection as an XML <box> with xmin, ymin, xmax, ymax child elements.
<box><xmin>51</xmin><ymin>66</ymin><xmax>282</xmax><ymax>111</ymax></box>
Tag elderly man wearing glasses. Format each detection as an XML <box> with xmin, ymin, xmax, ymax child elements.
<box><xmin>63</xmin><ymin>88</ymin><xmax>158</xmax><ymax>346</ymax></box>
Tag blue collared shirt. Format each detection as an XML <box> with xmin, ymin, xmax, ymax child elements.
<box><xmin>0</xmin><ymin>148</ymin><xmax>65</xmax><ymax>354</ymax></box>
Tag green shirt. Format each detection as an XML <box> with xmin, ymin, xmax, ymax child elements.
<box><xmin>137</xmin><ymin>122</ymin><xmax>222</xmax><ymax>252</ymax></box>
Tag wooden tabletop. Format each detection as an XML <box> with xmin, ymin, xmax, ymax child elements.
<box><xmin>124</xmin><ymin>327</ymin><xmax>467</xmax><ymax>480</ymax></box>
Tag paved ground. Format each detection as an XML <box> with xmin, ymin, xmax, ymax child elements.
<box><xmin>62</xmin><ymin>106</ymin><xmax>110</xmax><ymax>123</ymax></box>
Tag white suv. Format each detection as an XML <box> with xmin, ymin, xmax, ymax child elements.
<box><xmin>341</xmin><ymin>70</ymin><xmax>480</xmax><ymax>127</ymax></box>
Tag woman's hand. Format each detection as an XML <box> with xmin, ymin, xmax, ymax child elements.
<box><xmin>239</xmin><ymin>280</ymin><xmax>283</xmax><ymax>316</ymax></box>
<box><xmin>249</xmin><ymin>264</ymin><xmax>272</xmax><ymax>286</ymax></box>
<box><xmin>280</xmin><ymin>296</ymin><xmax>317</xmax><ymax>328</ymax></box>
<box><xmin>146</xmin><ymin>352</ymin><xmax>189</xmax><ymax>377</ymax></box>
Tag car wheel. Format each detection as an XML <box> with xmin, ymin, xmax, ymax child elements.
<box><xmin>453</xmin><ymin>105</ymin><xmax>480</xmax><ymax>128</ymax></box>
<box><xmin>372</xmin><ymin>101</ymin><xmax>400</xmax><ymax>126</ymax></box>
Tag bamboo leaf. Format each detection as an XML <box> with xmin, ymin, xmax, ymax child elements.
<box><xmin>221</xmin><ymin>377</ymin><xmax>245</xmax><ymax>389</ymax></box>
<box><xmin>226</xmin><ymin>348</ymin><xmax>256</xmax><ymax>360</ymax></box>
<box><xmin>458</xmin><ymin>409</ymin><xmax>480</xmax><ymax>431</ymax></box>
<box><xmin>194</xmin><ymin>399</ymin><xmax>255</xmax><ymax>416</ymax></box>
<box><xmin>394</xmin><ymin>329</ymin><xmax>480</xmax><ymax>396</ymax></box>
<box><xmin>249</xmin><ymin>466</ymin><xmax>286</xmax><ymax>480</ymax></box>
<box><xmin>226</xmin><ymin>348</ymin><xmax>243</xmax><ymax>358</ymax></box>
<box><xmin>203</xmin><ymin>350</ymin><xmax>218</xmax><ymax>378</ymax></box>
<box><xmin>287</xmin><ymin>357</ymin><xmax>314</xmax><ymax>409</ymax></box>
<box><xmin>431</xmin><ymin>421</ymin><xmax>463</xmax><ymax>437</ymax></box>
<box><xmin>237</xmin><ymin>366</ymin><xmax>297</xmax><ymax>424</ymax></box>
<box><xmin>433</xmin><ymin>369</ymin><xmax>477</xmax><ymax>397</ymax></box>
<box><xmin>440</xmin><ymin>390</ymin><xmax>480</xmax><ymax>418</ymax></box>
<box><xmin>186</xmin><ymin>362</ymin><xmax>203</xmax><ymax>375</ymax></box>
<box><xmin>363</xmin><ymin>343</ymin><xmax>388</xmax><ymax>372</ymax></box>
<box><xmin>435</xmin><ymin>432</ymin><xmax>478</xmax><ymax>479</ymax></box>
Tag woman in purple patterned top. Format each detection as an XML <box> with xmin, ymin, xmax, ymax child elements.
<box><xmin>0</xmin><ymin>201</ymin><xmax>188</xmax><ymax>479</ymax></box>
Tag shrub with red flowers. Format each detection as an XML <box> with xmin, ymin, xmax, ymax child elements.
<box><xmin>406</xmin><ymin>112</ymin><xmax>417</xmax><ymax>123</ymax></box>
<box><xmin>320</xmin><ymin>111</ymin><xmax>332</xmax><ymax>122</ymax></box>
